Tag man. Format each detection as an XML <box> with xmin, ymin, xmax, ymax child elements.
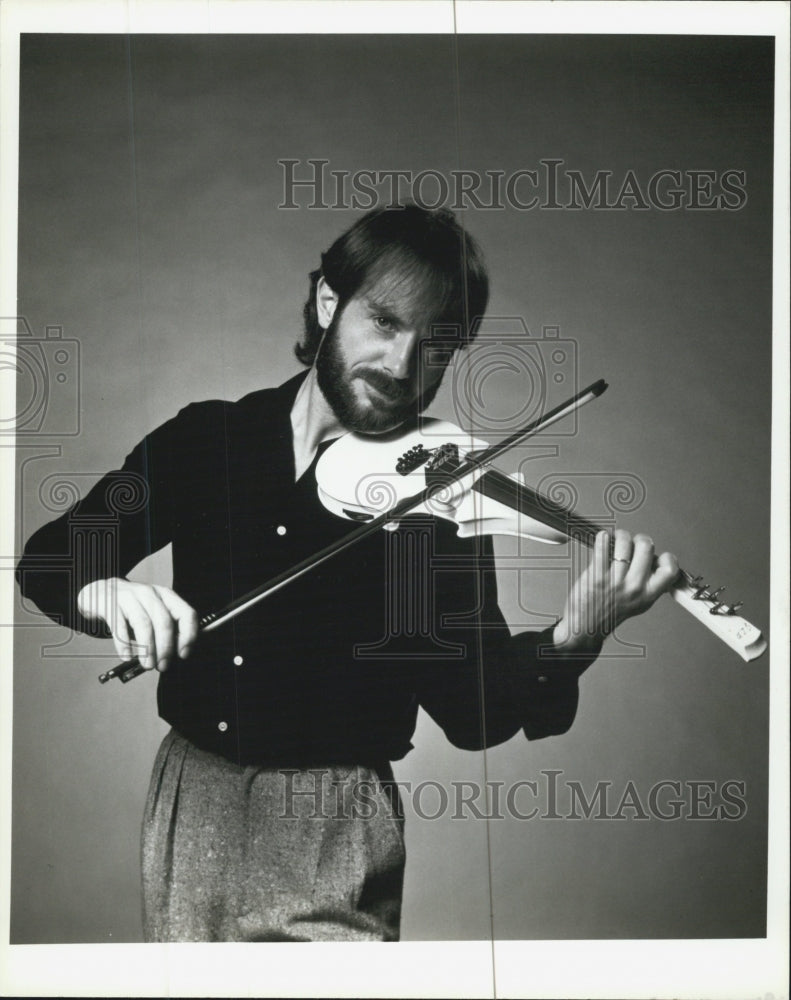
<box><xmin>16</xmin><ymin>205</ymin><xmax>678</xmax><ymax>942</ymax></box>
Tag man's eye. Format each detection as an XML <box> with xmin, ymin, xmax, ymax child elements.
<box><xmin>373</xmin><ymin>316</ymin><xmax>395</xmax><ymax>332</ymax></box>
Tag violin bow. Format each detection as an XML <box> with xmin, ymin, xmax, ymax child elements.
<box><xmin>98</xmin><ymin>378</ymin><xmax>608</xmax><ymax>683</ymax></box>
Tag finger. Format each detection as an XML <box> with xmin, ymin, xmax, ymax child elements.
<box><xmin>137</xmin><ymin>589</ymin><xmax>177</xmax><ymax>671</ymax></box>
<box><xmin>123</xmin><ymin>600</ymin><xmax>157</xmax><ymax>671</ymax></box>
<box><xmin>590</xmin><ymin>530</ymin><xmax>613</xmax><ymax>631</ymax></box>
<box><xmin>156</xmin><ymin>587</ymin><xmax>200</xmax><ymax>658</ymax></box>
<box><xmin>591</xmin><ymin>529</ymin><xmax>610</xmax><ymax>581</ymax></box>
<box><xmin>80</xmin><ymin>577</ymin><xmax>120</xmax><ymax>625</ymax></box>
<box><xmin>625</xmin><ymin>533</ymin><xmax>655</xmax><ymax>588</ymax></box>
<box><xmin>610</xmin><ymin>528</ymin><xmax>633</xmax><ymax>576</ymax></box>
<box><xmin>110</xmin><ymin>610</ymin><xmax>135</xmax><ymax>662</ymax></box>
<box><xmin>644</xmin><ymin>550</ymin><xmax>680</xmax><ymax>603</ymax></box>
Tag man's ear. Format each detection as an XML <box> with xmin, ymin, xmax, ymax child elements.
<box><xmin>316</xmin><ymin>277</ymin><xmax>339</xmax><ymax>329</ymax></box>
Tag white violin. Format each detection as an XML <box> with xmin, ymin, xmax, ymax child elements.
<box><xmin>315</xmin><ymin>417</ymin><xmax>767</xmax><ymax>664</ymax></box>
<box><xmin>99</xmin><ymin>379</ymin><xmax>766</xmax><ymax>685</ymax></box>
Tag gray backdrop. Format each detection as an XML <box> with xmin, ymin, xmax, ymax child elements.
<box><xmin>12</xmin><ymin>34</ymin><xmax>772</xmax><ymax>942</ymax></box>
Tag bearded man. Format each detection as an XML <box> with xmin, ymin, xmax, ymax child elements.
<box><xmin>16</xmin><ymin>205</ymin><xmax>678</xmax><ymax>941</ymax></box>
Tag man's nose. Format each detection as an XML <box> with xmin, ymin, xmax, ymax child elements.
<box><xmin>382</xmin><ymin>331</ymin><xmax>419</xmax><ymax>381</ymax></box>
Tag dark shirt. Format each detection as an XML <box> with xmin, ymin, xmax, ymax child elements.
<box><xmin>16</xmin><ymin>372</ymin><xmax>592</xmax><ymax>765</ymax></box>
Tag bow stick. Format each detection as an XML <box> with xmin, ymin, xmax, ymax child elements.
<box><xmin>98</xmin><ymin>378</ymin><xmax>608</xmax><ymax>683</ymax></box>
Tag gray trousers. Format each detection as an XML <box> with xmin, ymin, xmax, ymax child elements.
<box><xmin>141</xmin><ymin>729</ymin><xmax>406</xmax><ymax>941</ymax></box>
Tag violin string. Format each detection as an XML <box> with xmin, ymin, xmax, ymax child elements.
<box><xmin>477</xmin><ymin>468</ymin><xmax>742</xmax><ymax>615</ymax></box>
<box><xmin>473</xmin><ymin>467</ymin><xmax>603</xmax><ymax>548</ymax></box>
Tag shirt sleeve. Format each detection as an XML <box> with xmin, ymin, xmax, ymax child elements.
<box><xmin>416</xmin><ymin>531</ymin><xmax>598</xmax><ymax>750</ymax></box>
<box><xmin>15</xmin><ymin>403</ymin><xmax>203</xmax><ymax>637</ymax></box>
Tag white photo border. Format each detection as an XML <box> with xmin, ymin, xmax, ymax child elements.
<box><xmin>1</xmin><ymin>2</ymin><xmax>788</xmax><ymax>997</ymax></box>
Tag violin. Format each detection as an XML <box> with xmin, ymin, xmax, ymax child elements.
<box><xmin>315</xmin><ymin>418</ymin><xmax>767</xmax><ymax>663</ymax></box>
<box><xmin>98</xmin><ymin>379</ymin><xmax>766</xmax><ymax>684</ymax></box>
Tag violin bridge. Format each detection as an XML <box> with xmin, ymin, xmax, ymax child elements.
<box><xmin>424</xmin><ymin>444</ymin><xmax>464</xmax><ymax>493</ymax></box>
<box><xmin>395</xmin><ymin>440</ymin><xmax>462</xmax><ymax>479</ymax></box>
<box><xmin>426</xmin><ymin>443</ymin><xmax>460</xmax><ymax>472</ymax></box>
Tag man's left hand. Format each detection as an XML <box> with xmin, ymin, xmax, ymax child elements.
<box><xmin>552</xmin><ymin>528</ymin><xmax>680</xmax><ymax>657</ymax></box>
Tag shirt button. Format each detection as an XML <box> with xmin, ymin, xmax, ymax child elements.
<box><xmin>276</xmin><ymin>525</ymin><xmax>287</xmax><ymax>536</ymax></box>
<box><xmin>218</xmin><ymin>721</ymin><xmax>228</xmax><ymax>732</ymax></box>
<box><xmin>233</xmin><ymin>655</ymin><xmax>244</xmax><ymax>666</ymax></box>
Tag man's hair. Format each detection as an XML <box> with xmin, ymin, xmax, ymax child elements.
<box><xmin>295</xmin><ymin>204</ymin><xmax>489</xmax><ymax>366</ymax></box>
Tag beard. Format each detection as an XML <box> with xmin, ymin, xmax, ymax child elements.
<box><xmin>315</xmin><ymin>316</ymin><xmax>444</xmax><ymax>434</ymax></box>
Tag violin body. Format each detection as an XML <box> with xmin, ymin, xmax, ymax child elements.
<box><xmin>316</xmin><ymin>418</ymin><xmax>568</xmax><ymax>543</ymax></box>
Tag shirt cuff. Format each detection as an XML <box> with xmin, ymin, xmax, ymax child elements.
<box><xmin>511</xmin><ymin>626</ymin><xmax>599</xmax><ymax>741</ymax></box>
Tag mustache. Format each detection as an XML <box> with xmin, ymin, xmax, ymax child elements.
<box><xmin>357</xmin><ymin>368</ymin><xmax>411</xmax><ymax>403</ymax></box>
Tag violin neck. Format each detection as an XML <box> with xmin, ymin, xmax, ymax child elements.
<box><xmin>474</xmin><ymin>468</ymin><xmax>602</xmax><ymax>546</ymax></box>
<box><xmin>473</xmin><ymin>469</ymin><xmax>766</xmax><ymax>663</ymax></box>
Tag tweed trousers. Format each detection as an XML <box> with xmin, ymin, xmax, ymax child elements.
<box><xmin>141</xmin><ymin>729</ymin><xmax>406</xmax><ymax>942</ymax></box>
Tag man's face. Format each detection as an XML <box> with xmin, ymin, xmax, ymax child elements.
<box><xmin>315</xmin><ymin>281</ymin><xmax>451</xmax><ymax>434</ymax></box>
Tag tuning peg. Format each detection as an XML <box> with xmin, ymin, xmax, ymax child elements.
<box><xmin>710</xmin><ymin>600</ymin><xmax>743</xmax><ymax>616</ymax></box>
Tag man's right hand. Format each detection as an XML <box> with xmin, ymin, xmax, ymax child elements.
<box><xmin>77</xmin><ymin>578</ymin><xmax>199</xmax><ymax>671</ymax></box>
